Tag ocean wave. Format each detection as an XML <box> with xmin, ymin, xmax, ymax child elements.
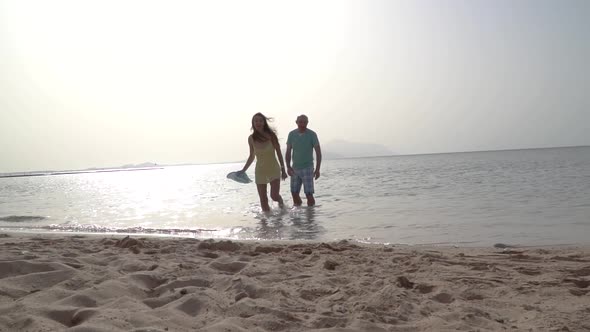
<box><xmin>0</xmin><ymin>224</ymin><xmax>231</xmax><ymax>237</ymax></box>
<box><xmin>36</xmin><ymin>223</ymin><xmax>219</xmax><ymax>236</ymax></box>
<box><xmin>0</xmin><ymin>215</ymin><xmax>47</xmax><ymax>222</ymax></box>
<box><xmin>0</xmin><ymin>223</ymin><xmax>323</xmax><ymax>242</ymax></box>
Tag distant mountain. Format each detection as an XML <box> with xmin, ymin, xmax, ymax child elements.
<box><xmin>321</xmin><ymin>140</ymin><xmax>395</xmax><ymax>159</ymax></box>
<box><xmin>119</xmin><ymin>162</ymin><xmax>159</xmax><ymax>169</ymax></box>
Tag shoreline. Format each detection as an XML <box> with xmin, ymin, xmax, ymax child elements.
<box><xmin>2</xmin><ymin>228</ymin><xmax>588</xmax><ymax>249</ymax></box>
<box><xmin>1</xmin><ymin>232</ymin><xmax>589</xmax><ymax>331</ymax></box>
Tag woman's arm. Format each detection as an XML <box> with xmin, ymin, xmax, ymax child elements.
<box><xmin>241</xmin><ymin>136</ymin><xmax>255</xmax><ymax>172</ymax></box>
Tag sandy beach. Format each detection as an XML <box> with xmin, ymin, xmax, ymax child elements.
<box><xmin>0</xmin><ymin>233</ymin><xmax>588</xmax><ymax>332</ymax></box>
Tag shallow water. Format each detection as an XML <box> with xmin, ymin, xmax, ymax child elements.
<box><xmin>1</xmin><ymin>146</ymin><xmax>589</xmax><ymax>246</ymax></box>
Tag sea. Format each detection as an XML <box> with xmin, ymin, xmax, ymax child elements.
<box><xmin>1</xmin><ymin>146</ymin><xmax>589</xmax><ymax>247</ymax></box>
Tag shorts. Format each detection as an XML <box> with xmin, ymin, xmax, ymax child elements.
<box><xmin>290</xmin><ymin>166</ymin><xmax>314</xmax><ymax>195</ymax></box>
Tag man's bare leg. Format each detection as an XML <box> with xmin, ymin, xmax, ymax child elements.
<box><xmin>291</xmin><ymin>192</ymin><xmax>303</xmax><ymax>206</ymax></box>
<box><xmin>306</xmin><ymin>194</ymin><xmax>315</xmax><ymax>206</ymax></box>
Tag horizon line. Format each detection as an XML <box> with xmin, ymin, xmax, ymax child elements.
<box><xmin>1</xmin><ymin>144</ymin><xmax>588</xmax><ymax>176</ymax></box>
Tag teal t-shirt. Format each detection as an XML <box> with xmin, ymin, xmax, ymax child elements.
<box><xmin>287</xmin><ymin>129</ymin><xmax>319</xmax><ymax>169</ymax></box>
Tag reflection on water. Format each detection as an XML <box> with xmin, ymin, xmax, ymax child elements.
<box><xmin>253</xmin><ymin>206</ymin><xmax>323</xmax><ymax>240</ymax></box>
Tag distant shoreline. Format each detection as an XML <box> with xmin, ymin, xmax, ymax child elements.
<box><xmin>400</xmin><ymin>144</ymin><xmax>590</xmax><ymax>158</ymax></box>
<box><xmin>319</xmin><ymin>144</ymin><xmax>590</xmax><ymax>161</ymax></box>
<box><xmin>0</xmin><ymin>167</ymin><xmax>163</xmax><ymax>179</ymax></box>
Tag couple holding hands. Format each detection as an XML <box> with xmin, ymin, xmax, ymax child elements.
<box><xmin>237</xmin><ymin>113</ymin><xmax>321</xmax><ymax>212</ymax></box>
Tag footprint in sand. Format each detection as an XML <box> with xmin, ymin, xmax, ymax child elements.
<box><xmin>0</xmin><ymin>261</ymin><xmax>77</xmax><ymax>299</ymax></box>
<box><xmin>432</xmin><ymin>292</ymin><xmax>454</xmax><ymax>304</ymax></box>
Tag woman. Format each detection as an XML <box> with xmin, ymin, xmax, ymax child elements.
<box><xmin>239</xmin><ymin>113</ymin><xmax>288</xmax><ymax>211</ymax></box>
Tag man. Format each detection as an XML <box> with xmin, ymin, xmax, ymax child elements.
<box><xmin>285</xmin><ymin>114</ymin><xmax>322</xmax><ymax>206</ymax></box>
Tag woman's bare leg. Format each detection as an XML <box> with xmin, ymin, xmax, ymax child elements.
<box><xmin>256</xmin><ymin>184</ymin><xmax>270</xmax><ymax>212</ymax></box>
<box><xmin>269</xmin><ymin>178</ymin><xmax>284</xmax><ymax>208</ymax></box>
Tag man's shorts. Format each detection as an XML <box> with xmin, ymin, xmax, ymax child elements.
<box><xmin>290</xmin><ymin>166</ymin><xmax>314</xmax><ymax>195</ymax></box>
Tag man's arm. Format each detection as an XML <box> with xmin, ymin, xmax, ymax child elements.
<box><xmin>313</xmin><ymin>144</ymin><xmax>322</xmax><ymax>180</ymax></box>
<box><xmin>285</xmin><ymin>144</ymin><xmax>294</xmax><ymax>176</ymax></box>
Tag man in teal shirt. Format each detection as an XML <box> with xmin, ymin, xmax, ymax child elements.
<box><xmin>285</xmin><ymin>114</ymin><xmax>322</xmax><ymax>206</ymax></box>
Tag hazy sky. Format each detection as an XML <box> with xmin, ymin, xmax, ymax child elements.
<box><xmin>1</xmin><ymin>0</ymin><xmax>589</xmax><ymax>172</ymax></box>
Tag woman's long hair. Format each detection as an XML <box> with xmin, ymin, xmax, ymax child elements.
<box><xmin>251</xmin><ymin>112</ymin><xmax>278</xmax><ymax>143</ymax></box>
